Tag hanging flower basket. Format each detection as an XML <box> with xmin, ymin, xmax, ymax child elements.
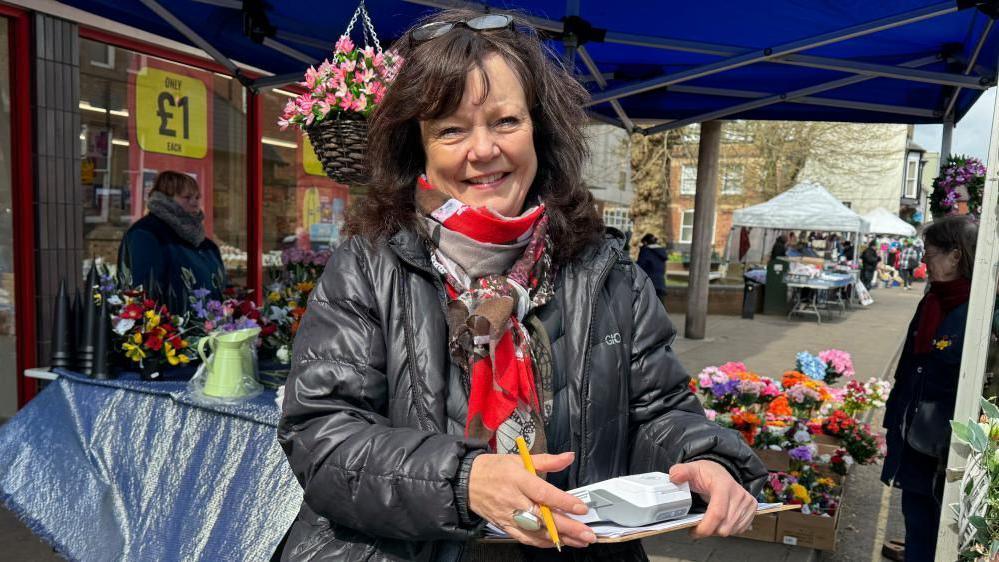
<box><xmin>277</xmin><ymin>2</ymin><xmax>402</xmax><ymax>185</ymax></box>
<box><xmin>929</xmin><ymin>155</ymin><xmax>986</xmax><ymax>219</ymax></box>
<box><xmin>304</xmin><ymin>112</ymin><xmax>370</xmax><ymax>185</ymax></box>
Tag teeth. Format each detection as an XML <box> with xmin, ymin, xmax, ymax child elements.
<box><xmin>467</xmin><ymin>173</ymin><xmax>504</xmax><ymax>184</ymax></box>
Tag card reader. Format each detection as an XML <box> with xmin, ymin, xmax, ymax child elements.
<box><xmin>569</xmin><ymin>472</ymin><xmax>692</xmax><ymax>527</ymax></box>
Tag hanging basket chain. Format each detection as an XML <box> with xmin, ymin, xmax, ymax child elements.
<box><xmin>343</xmin><ymin>0</ymin><xmax>382</xmax><ymax>53</ymax></box>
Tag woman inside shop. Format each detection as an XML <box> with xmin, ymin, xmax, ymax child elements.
<box><xmin>278</xmin><ymin>9</ymin><xmax>765</xmax><ymax>561</ymax></box>
<box><xmin>881</xmin><ymin>214</ymin><xmax>978</xmax><ymax>562</ymax></box>
<box><xmin>117</xmin><ymin>171</ymin><xmax>225</xmax><ymax>313</ymax></box>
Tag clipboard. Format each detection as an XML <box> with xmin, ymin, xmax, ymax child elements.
<box><xmin>479</xmin><ymin>503</ymin><xmax>802</xmax><ymax>544</ymax></box>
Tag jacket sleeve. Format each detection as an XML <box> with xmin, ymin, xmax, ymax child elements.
<box><xmin>277</xmin><ymin>237</ymin><xmax>486</xmax><ymax>541</ymax></box>
<box><xmin>626</xmin><ymin>265</ymin><xmax>767</xmax><ymax>496</ymax></box>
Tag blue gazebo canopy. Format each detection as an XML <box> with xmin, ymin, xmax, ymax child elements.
<box><xmin>60</xmin><ymin>0</ymin><xmax>999</xmax><ymax>132</ymax></box>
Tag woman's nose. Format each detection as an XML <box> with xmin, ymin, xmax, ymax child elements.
<box><xmin>466</xmin><ymin>127</ymin><xmax>500</xmax><ymax>162</ymax></box>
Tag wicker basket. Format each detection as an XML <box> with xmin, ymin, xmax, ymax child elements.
<box><xmin>305</xmin><ymin>112</ymin><xmax>369</xmax><ymax>185</ymax></box>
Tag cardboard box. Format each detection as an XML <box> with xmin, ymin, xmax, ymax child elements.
<box><xmin>735</xmin><ymin>512</ymin><xmax>778</xmax><ymax>543</ymax></box>
<box><xmin>776</xmin><ymin>509</ymin><xmax>840</xmax><ymax>551</ymax></box>
<box><xmin>755</xmin><ymin>449</ymin><xmax>790</xmax><ymax>472</ymax></box>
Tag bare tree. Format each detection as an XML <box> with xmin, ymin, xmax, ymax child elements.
<box><xmin>626</xmin><ymin>131</ymin><xmax>677</xmax><ymax>256</ymax></box>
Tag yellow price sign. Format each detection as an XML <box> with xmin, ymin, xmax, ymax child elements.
<box><xmin>302</xmin><ymin>135</ymin><xmax>326</xmax><ymax>176</ymax></box>
<box><xmin>135</xmin><ymin>67</ymin><xmax>208</xmax><ymax>159</ymax></box>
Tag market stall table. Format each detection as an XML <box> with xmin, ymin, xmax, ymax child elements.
<box><xmin>785</xmin><ymin>272</ymin><xmax>855</xmax><ymax>324</ymax></box>
<box><xmin>0</xmin><ymin>369</ymin><xmax>301</xmax><ymax>562</ymax></box>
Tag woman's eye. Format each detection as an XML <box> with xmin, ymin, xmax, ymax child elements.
<box><xmin>496</xmin><ymin>116</ymin><xmax>520</xmax><ymax>127</ymax></box>
<box><xmin>438</xmin><ymin>127</ymin><xmax>463</xmax><ymax>138</ymax></box>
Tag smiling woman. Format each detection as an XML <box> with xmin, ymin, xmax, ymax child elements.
<box><xmin>277</xmin><ymin>8</ymin><xmax>766</xmax><ymax>562</ymax></box>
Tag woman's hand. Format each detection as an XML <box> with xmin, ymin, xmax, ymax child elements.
<box><xmin>469</xmin><ymin>452</ymin><xmax>597</xmax><ymax>549</ymax></box>
<box><xmin>669</xmin><ymin>460</ymin><xmax>758</xmax><ymax>538</ymax></box>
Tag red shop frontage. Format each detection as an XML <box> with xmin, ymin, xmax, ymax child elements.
<box><xmin>0</xmin><ymin>1</ymin><xmax>353</xmax><ymax>417</ymax></box>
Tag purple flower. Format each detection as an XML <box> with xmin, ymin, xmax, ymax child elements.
<box><xmin>192</xmin><ymin>288</ymin><xmax>212</xmax><ymax>299</ymax></box>
<box><xmin>789</xmin><ymin>445</ymin><xmax>814</xmax><ymax>462</ymax></box>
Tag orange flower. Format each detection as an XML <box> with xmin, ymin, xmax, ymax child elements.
<box><xmin>768</xmin><ymin>395</ymin><xmax>793</xmax><ymax>417</ymax></box>
<box><xmin>782</xmin><ymin>371</ymin><xmax>809</xmax><ymax>389</ymax></box>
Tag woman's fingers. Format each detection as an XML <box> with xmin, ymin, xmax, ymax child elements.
<box><xmin>551</xmin><ymin>511</ymin><xmax>598</xmax><ymax>546</ymax></box>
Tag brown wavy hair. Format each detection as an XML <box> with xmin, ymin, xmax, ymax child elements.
<box><xmin>346</xmin><ymin>8</ymin><xmax>604</xmax><ymax>264</ymax></box>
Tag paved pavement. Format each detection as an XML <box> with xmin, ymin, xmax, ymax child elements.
<box><xmin>0</xmin><ymin>286</ymin><xmax>922</xmax><ymax>561</ymax></box>
<box><xmin>646</xmin><ymin>285</ymin><xmax>922</xmax><ymax>562</ymax></box>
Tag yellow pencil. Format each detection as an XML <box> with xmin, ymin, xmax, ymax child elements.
<box><xmin>514</xmin><ymin>436</ymin><xmax>562</xmax><ymax>551</ymax></box>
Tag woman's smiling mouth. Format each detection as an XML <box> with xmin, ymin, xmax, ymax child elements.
<box><xmin>464</xmin><ymin>172</ymin><xmax>510</xmax><ymax>189</ymax></box>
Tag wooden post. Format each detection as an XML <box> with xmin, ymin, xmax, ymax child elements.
<box><xmin>684</xmin><ymin>121</ymin><xmax>722</xmax><ymax>340</ymax></box>
<box><xmin>934</xmin><ymin>79</ymin><xmax>999</xmax><ymax>560</ymax></box>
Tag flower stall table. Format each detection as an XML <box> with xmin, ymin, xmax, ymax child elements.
<box><xmin>0</xmin><ymin>368</ymin><xmax>301</xmax><ymax>562</ymax></box>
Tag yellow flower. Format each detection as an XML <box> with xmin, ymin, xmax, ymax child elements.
<box><xmin>122</xmin><ymin>342</ymin><xmax>146</xmax><ymax>362</ymax></box>
<box><xmin>145</xmin><ymin>310</ymin><xmax>161</xmax><ymax>330</ymax></box>
<box><xmin>132</xmin><ymin>332</ymin><xmax>143</xmax><ymax>344</ymax></box>
<box><xmin>296</xmin><ymin>281</ymin><xmax>315</xmax><ymax>294</ymax></box>
<box><xmin>268</xmin><ymin>291</ymin><xmax>282</xmax><ymax>303</ymax></box>
<box><xmin>164</xmin><ymin>341</ymin><xmax>190</xmax><ymax>366</ymax></box>
<box><xmin>789</xmin><ymin>483</ymin><xmax>811</xmax><ymax>504</ymax></box>
<box><xmin>934</xmin><ymin>338</ymin><xmax>951</xmax><ymax>350</ymax></box>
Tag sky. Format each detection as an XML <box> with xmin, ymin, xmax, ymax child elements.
<box><xmin>912</xmin><ymin>87</ymin><xmax>996</xmax><ymax>162</ymax></box>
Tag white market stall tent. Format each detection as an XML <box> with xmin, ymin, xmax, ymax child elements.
<box><xmin>732</xmin><ymin>180</ymin><xmax>870</xmax><ymax>233</ymax></box>
<box><xmin>862</xmin><ymin>207</ymin><xmax>918</xmax><ymax>237</ymax></box>
<box><xmin>729</xmin><ymin>181</ymin><xmax>869</xmax><ymax>263</ymax></box>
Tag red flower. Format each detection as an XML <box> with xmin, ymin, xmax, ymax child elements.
<box><xmin>261</xmin><ymin>323</ymin><xmax>277</xmax><ymax>337</ymax></box>
<box><xmin>121</xmin><ymin>304</ymin><xmax>144</xmax><ymax>320</ymax></box>
<box><xmin>144</xmin><ymin>334</ymin><xmax>164</xmax><ymax>351</ymax></box>
<box><xmin>143</xmin><ymin>299</ymin><xmax>156</xmax><ymax>309</ymax></box>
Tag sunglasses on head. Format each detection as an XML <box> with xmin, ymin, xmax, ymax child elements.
<box><xmin>410</xmin><ymin>14</ymin><xmax>514</xmax><ymax>44</ymax></box>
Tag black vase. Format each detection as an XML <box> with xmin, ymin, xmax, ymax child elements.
<box><xmin>77</xmin><ymin>266</ymin><xmax>98</xmax><ymax>376</ymax></box>
<box><xmin>51</xmin><ymin>279</ymin><xmax>74</xmax><ymax>370</ymax></box>
<box><xmin>92</xmin><ymin>300</ymin><xmax>112</xmax><ymax>380</ymax></box>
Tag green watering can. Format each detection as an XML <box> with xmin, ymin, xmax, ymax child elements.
<box><xmin>197</xmin><ymin>327</ymin><xmax>261</xmax><ymax>398</ymax></box>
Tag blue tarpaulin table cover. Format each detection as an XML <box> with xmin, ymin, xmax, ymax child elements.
<box><xmin>0</xmin><ymin>369</ymin><xmax>301</xmax><ymax>562</ymax></box>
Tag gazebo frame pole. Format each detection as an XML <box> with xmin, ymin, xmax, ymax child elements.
<box><xmin>934</xmin><ymin>64</ymin><xmax>999</xmax><ymax>559</ymax></box>
<box><xmin>685</xmin><ymin>120</ymin><xmax>722</xmax><ymax>340</ymax></box>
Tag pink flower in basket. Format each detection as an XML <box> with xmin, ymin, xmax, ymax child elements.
<box><xmin>279</xmin><ymin>35</ymin><xmax>403</xmax><ymax>131</ymax></box>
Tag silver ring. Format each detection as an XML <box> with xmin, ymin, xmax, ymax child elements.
<box><xmin>511</xmin><ymin>508</ymin><xmax>542</xmax><ymax>531</ymax></box>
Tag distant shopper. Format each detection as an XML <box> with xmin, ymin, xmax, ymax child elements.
<box><xmin>860</xmin><ymin>240</ymin><xmax>880</xmax><ymax>289</ymax></box>
<box><xmin>637</xmin><ymin>233</ymin><xmax>668</xmax><ymax>300</ymax></box>
<box><xmin>842</xmin><ymin>240</ymin><xmax>855</xmax><ymax>262</ymax></box>
<box><xmin>770</xmin><ymin>235</ymin><xmax>788</xmax><ymax>259</ymax></box>
<box><xmin>899</xmin><ymin>242</ymin><xmax>920</xmax><ymax>290</ymax></box>
<box><xmin>881</xmin><ymin>215</ymin><xmax>978</xmax><ymax>562</ymax></box>
<box><xmin>118</xmin><ymin>171</ymin><xmax>226</xmax><ymax>313</ymax></box>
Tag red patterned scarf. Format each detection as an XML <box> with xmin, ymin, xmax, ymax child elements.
<box><xmin>914</xmin><ymin>277</ymin><xmax>972</xmax><ymax>354</ymax></box>
<box><xmin>416</xmin><ymin>176</ymin><xmax>554</xmax><ymax>454</ymax></box>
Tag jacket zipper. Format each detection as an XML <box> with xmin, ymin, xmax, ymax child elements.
<box><xmin>394</xmin><ymin>248</ymin><xmax>452</xmax><ymax>432</ymax></box>
<box><xmin>577</xmin><ymin>248</ymin><xmax>620</xmax><ymax>485</ymax></box>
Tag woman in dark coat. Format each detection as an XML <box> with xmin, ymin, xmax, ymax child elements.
<box><xmin>860</xmin><ymin>240</ymin><xmax>881</xmax><ymax>290</ymax></box>
<box><xmin>117</xmin><ymin>171</ymin><xmax>225</xmax><ymax>312</ymax></box>
<box><xmin>277</xmin><ymin>10</ymin><xmax>765</xmax><ymax>562</ymax></box>
<box><xmin>881</xmin><ymin>215</ymin><xmax>978</xmax><ymax>562</ymax></box>
<box><xmin>636</xmin><ymin>233</ymin><xmax>668</xmax><ymax>300</ymax></box>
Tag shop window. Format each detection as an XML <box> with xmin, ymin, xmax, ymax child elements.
<box><xmin>680</xmin><ymin>165</ymin><xmax>697</xmax><ymax>195</ymax></box>
<box><xmin>260</xmin><ymin>88</ymin><xmax>350</xmax><ymax>279</ymax></box>
<box><xmin>79</xmin><ymin>38</ymin><xmax>247</xmax><ymax>285</ymax></box>
<box><xmin>0</xmin><ymin>18</ymin><xmax>15</xmax><ymax>417</ymax></box>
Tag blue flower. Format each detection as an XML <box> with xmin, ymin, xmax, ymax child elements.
<box><xmin>796</xmin><ymin>352</ymin><xmax>827</xmax><ymax>381</ymax></box>
<box><xmin>192</xmin><ymin>288</ymin><xmax>212</xmax><ymax>299</ymax></box>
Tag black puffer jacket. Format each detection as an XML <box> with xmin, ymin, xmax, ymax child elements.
<box><xmin>278</xmin><ymin>229</ymin><xmax>767</xmax><ymax>562</ymax></box>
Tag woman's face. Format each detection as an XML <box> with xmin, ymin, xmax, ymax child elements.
<box><xmin>923</xmin><ymin>243</ymin><xmax>961</xmax><ymax>283</ymax></box>
<box><xmin>173</xmin><ymin>190</ymin><xmax>202</xmax><ymax>216</ymax></box>
<box><xmin>420</xmin><ymin>52</ymin><xmax>537</xmax><ymax>217</ymax></box>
